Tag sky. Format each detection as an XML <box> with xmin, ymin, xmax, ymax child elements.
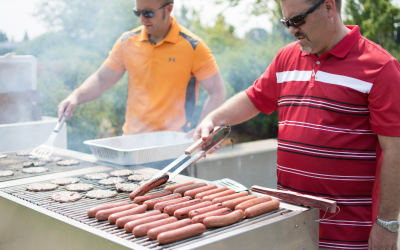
<box><xmin>0</xmin><ymin>0</ymin><xmax>272</xmax><ymax>42</ymax></box>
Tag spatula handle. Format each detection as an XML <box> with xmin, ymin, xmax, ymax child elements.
<box><xmin>54</xmin><ymin>115</ymin><xmax>67</xmax><ymax>133</ymax></box>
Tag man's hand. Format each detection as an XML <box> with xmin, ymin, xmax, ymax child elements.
<box><xmin>368</xmin><ymin>223</ymin><xmax>398</xmax><ymax>250</ymax></box>
<box><xmin>193</xmin><ymin>117</ymin><xmax>220</xmax><ymax>156</ymax></box>
<box><xmin>57</xmin><ymin>93</ymin><xmax>79</xmax><ymax>121</ymax></box>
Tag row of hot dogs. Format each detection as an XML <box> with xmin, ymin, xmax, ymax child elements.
<box><xmin>86</xmin><ymin>180</ymin><xmax>280</xmax><ymax>245</ymax></box>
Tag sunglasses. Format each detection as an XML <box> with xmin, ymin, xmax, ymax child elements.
<box><xmin>280</xmin><ymin>0</ymin><xmax>326</xmax><ymax>28</ymax></box>
<box><xmin>133</xmin><ymin>2</ymin><xmax>173</xmax><ymax>18</ymax></box>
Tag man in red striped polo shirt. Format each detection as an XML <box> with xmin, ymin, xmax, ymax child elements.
<box><xmin>194</xmin><ymin>0</ymin><xmax>400</xmax><ymax>249</ymax></box>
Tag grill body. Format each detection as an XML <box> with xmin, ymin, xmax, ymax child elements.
<box><xmin>0</xmin><ymin>148</ymin><xmax>319</xmax><ymax>250</ymax></box>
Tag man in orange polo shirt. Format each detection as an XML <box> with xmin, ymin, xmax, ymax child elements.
<box><xmin>57</xmin><ymin>0</ymin><xmax>226</xmax><ymax>137</ymax></box>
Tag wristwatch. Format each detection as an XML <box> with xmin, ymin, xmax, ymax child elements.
<box><xmin>376</xmin><ymin>217</ymin><xmax>400</xmax><ymax>232</ymax></box>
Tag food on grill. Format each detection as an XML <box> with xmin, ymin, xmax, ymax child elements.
<box><xmin>51</xmin><ymin>157</ymin><xmax>63</xmax><ymax>162</ymax></box>
<box><xmin>189</xmin><ymin>203</ymin><xmax>223</xmax><ymax>219</ymax></box>
<box><xmin>203</xmin><ymin>210</ymin><xmax>244</xmax><ymax>228</ymax></box>
<box><xmin>195</xmin><ymin>187</ymin><xmax>229</xmax><ymax>199</ymax></box>
<box><xmin>84</xmin><ymin>173</ymin><xmax>110</xmax><ymax>180</ymax></box>
<box><xmin>33</xmin><ymin>161</ymin><xmax>47</xmax><ymax>167</ymax></box>
<box><xmin>16</xmin><ymin>151</ymin><xmax>30</xmax><ymax>156</ymax></box>
<box><xmin>164</xmin><ymin>181</ymin><xmax>195</xmax><ymax>192</ymax></box>
<box><xmin>212</xmin><ymin>192</ymin><xmax>248</xmax><ymax>204</ymax></box>
<box><xmin>202</xmin><ymin>189</ymin><xmax>236</xmax><ymax>202</ymax></box>
<box><xmin>22</xmin><ymin>162</ymin><xmax>35</xmax><ymax>167</ymax></box>
<box><xmin>191</xmin><ymin>207</ymin><xmax>232</xmax><ymax>224</ymax></box>
<box><xmin>154</xmin><ymin>197</ymin><xmax>191</xmax><ymax>212</ymax></box>
<box><xmin>133</xmin><ymin>217</ymin><xmax>178</xmax><ymax>237</ymax></box>
<box><xmin>50</xmin><ymin>178</ymin><xmax>80</xmax><ymax>185</ymax></box>
<box><xmin>56</xmin><ymin>160</ymin><xmax>80</xmax><ymax>166</ymax></box>
<box><xmin>109</xmin><ymin>169</ymin><xmax>134</xmax><ymax>177</ymax></box>
<box><xmin>28</xmin><ymin>155</ymin><xmax>41</xmax><ymax>159</ymax></box>
<box><xmin>184</xmin><ymin>184</ymin><xmax>218</xmax><ymax>198</ymax></box>
<box><xmin>66</xmin><ymin>184</ymin><xmax>94</xmax><ymax>192</ymax></box>
<box><xmin>108</xmin><ymin>204</ymin><xmax>147</xmax><ymax>224</ymax></box>
<box><xmin>51</xmin><ymin>191</ymin><xmax>82</xmax><ymax>203</ymax></box>
<box><xmin>0</xmin><ymin>154</ymin><xmax>7</xmax><ymax>158</ymax></box>
<box><xmin>173</xmin><ymin>183</ymin><xmax>207</xmax><ymax>196</ymax></box>
<box><xmin>5</xmin><ymin>164</ymin><xmax>24</xmax><ymax>170</ymax></box>
<box><xmin>164</xmin><ymin>199</ymin><xmax>202</xmax><ymax>216</ymax></box>
<box><xmin>143</xmin><ymin>193</ymin><xmax>182</xmax><ymax>210</ymax></box>
<box><xmin>116</xmin><ymin>210</ymin><xmax>161</xmax><ymax>228</ymax></box>
<box><xmin>0</xmin><ymin>159</ymin><xmax>20</xmax><ymax>165</ymax></box>
<box><xmin>95</xmin><ymin>204</ymin><xmax>139</xmax><ymax>221</ymax></box>
<box><xmin>27</xmin><ymin>183</ymin><xmax>59</xmax><ymax>192</ymax></box>
<box><xmin>98</xmin><ymin>177</ymin><xmax>125</xmax><ymax>185</ymax></box>
<box><xmin>87</xmin><ymin>201</ymin><xmax>130</xmax><ymax>217</ymax></box>
<box><xmin>129</xmin><ymin>173</ymin><xmax>169</xmax><ymax>200</ymax></box>
<box><xmin>235</xmin><ymin>196</ymin><xmax>272</xmax><ymax>211</ymax></box>
<box><xmin>40</xmin><ymin>158</ymin><xmax>55</xmax><ymax>163</ymax></box>
<box><xmin>0</xmin><ymin>170</ymin><xmax>14</xmax><ymax>177</ymax></box>
<box><xmin>244</xmin><ymin>200</ymin><xmax>280</xmax><ymax>218</ymax></box>
<box><xmin>22</xmin><ymin>167</ymin><xmax>49</xmax><ymax>174</ymax></box>
<box><xmin>124</xmin><ymin>213</ymin><xmax>169</xmax><ymax>233</ymax></box>
<box><xmin>133</xmin><ymin>191</ymin><xmax>172</xmax><ymax>205</ymax></box>
<box><xmin>85</xmin><ymin>190</ymin><xmax>118</xmax><ymax>199</ymax></box>
<box><xmin>127</xmin><ymin>173</ymin><xmax>151</xmax><ymax>181</ymax></box>
<box><xmin>174</xmin><ymin>201</ymin><xmax>212</xmax><ymax>219</ymax></box>
<box><xmin>157</xmin><ymin>223</ymin><xmax>206</xmax><ymax>245</ymax></box>
<box><xmin>147</xmin><ymin>218</ymin><xmax>193</xmax><ymax>240</ymax></box>
<box><xmin>222</xmin><ymin>195</ymin><xmax>258</xmax><ymax>210</ymax></box>
<box><xmin>115</xmin><ymin>183</ymin><xmax>139</xmax><ymax>192</ymax></box>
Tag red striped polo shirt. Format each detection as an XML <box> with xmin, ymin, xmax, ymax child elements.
<box><xmin>246</xmin><ymin>26</ymin><xmax>400</xmax><ymax>249</ymax></box>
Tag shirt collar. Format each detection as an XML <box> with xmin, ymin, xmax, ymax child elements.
<box><xmin>301</xmin><ymin>25</ymin><xmax>361</xmax><ymax>58</ymax></box>
<box><xmin>139</xmin><ymin>16</ymin><xmax>180</xmax><ymax>44</ymax></box>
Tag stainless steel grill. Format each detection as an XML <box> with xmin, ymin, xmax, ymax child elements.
<box><xmin>0</xmin><ymin>148</ymin><xmax>319</xmax><ymax>250</ymax></box>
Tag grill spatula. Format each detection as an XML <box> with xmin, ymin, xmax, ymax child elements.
<box><xmin>30</xmin><ymin>114</ymin><xmax>67</xmax><ymax>159</ymax></box>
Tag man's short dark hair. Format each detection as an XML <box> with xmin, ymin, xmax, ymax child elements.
<box><xmin>305</xmin><ymin>0</ymin><xmax>341</xmax><ymax>15</ymax></box>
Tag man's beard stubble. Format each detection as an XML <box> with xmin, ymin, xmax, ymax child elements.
<box><xmin>295</xmin><ymin>31</ymin><xmax>313</xmax><ymax>53</ymax></box>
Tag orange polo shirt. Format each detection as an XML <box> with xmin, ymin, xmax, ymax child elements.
<box><xmin>103</xmin><ymin>16</ymin><xmax>219</xmax><ymax>135</ymax></box>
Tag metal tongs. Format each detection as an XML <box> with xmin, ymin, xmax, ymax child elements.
<box><xmin>150</xmin><ymin>126</ymin><xmax>231</xmax><ymax>182</ymax></box>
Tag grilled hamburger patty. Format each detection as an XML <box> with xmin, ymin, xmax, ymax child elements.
<box><xmin>56</xmin><ymin>160</ymin><xmax>80</xmax><ymax>166</ymax></box>
<box><xmin>22</xmin><ymin>167</ymin><xmax>49</xmax><ymax>174</ymax></box>
<box><xmin>0</xmin><ymin>170</ymin><xmax>14</xmax><ymax>177</ymax></box>
<box><xmin>50</xmin><ymin>178</ymin><xmax>80</xmax><ymax>185</ymax></box>
<box><xmin>109</xmin><ymin>169</ymin><xmax>134</xmax><ymax>177</ymax></box>
<box><xmin>27</xmin><ymin>183</ymin><xmax>58</xmax><ymax>191</ymax></box>
<box><xmin>65</xmin><ymin>184</ymin><xmax>94</xmax><ymax>192</ymax></box>
<box><xmin>85</xmin><ymin>190</ymin><xmax>118</xmax><ymax>199</ymax></box>
<box><xmin>51</xmin><ymin>191</ymin><xmax>82</xmax><ymax>203</ymax></box>
<box><xmin>115</xmin><ymin>183</ymin><xmax>139</xmax><ymax>192</ymax></box>
<box><xmin>99</xmin><ymin>177</ymin><xmax>125</xmax><ymax>185</ymax></box>
<box><xmin>128</xmin><ymin>174</ymin><xmax>151</xmax><ymax>182</ymax></box>
<box><xmin>84</xmin><ymin>173</ymin><xmax>110</xmax><ymax>180</ymax></box>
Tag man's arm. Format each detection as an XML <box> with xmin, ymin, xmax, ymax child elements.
<box><xmin>57</xmin><ymin>65</ymin><xmax>124</xmax><ymax>121</ymax></box>
<box><xmin>197</xmin><ymin>71</ymin><xmax>226</xmax><ymax>124</ymax></box>
<box><xmin>368</xmin><ymin>135</ymin><xmax>400</xmax><ymax>250</ymax></box>
<box><xmin>193</xmin><ymin>91</ymin><xmax>259</xmax><ymax>141</ymax></box>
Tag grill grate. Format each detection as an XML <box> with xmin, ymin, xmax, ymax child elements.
<box><xmin>0</xmin><ymin>151</ymin><xmax>98</xmax><ymax>182</ymax></box>
<box><xmin>1</xmin><ymin>174</ymin><xmax>293</xmax><ymax>250</ymax></box>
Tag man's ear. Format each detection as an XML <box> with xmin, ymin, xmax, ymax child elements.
<box><xmin>324</xmin><ymin>0</ymin><xmax>336</xmax><ymax>18</ymax></box>
<box><xmin>166</xmin><ymin>4</ymin><xmax>173</xmax><ymax>15</ymax></box>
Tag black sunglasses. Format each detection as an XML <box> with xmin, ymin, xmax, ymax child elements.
<box><xmin>280</xmin><ymin>0</ymin><xmax>326</xmax><ymax>28</ymax></box>
<box><xmin>133</xmin><ymin>2</ymin><xmax>173</xmax><ymax>18</ymax></box>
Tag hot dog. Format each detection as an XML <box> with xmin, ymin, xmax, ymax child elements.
<box><xmin>202</xmin><ymin>190</ymin><xmax>236</xmax><ymax>202</ymax></box>
<box><xmin>244</xmin><ymin>200</ymin><xmax>280</xmax><ymax>218</ymax></box>
<box><xmin>154</xmin><ymin>197</ymin><xmax>191</xmax><ymax>212</ymax></box>
<box><xmin>164</xmin><ymin>199</ymin><xmax>201</xmax><ymax>216</ymax></box>
<box><xmin>184</xmin><ymin>185</ymin><xmax>217</xmax><ymax>198</ymax></box>
<box><xmin>87</xmin><ymin>201</ymin><xmax>130</xmax><ymax>218</ymax></box>
<box><xmin>203</xmin><ymin>210</ymin><xmax>244</xmax><ymax>228</ymax></box>
<box><xmin>195</xmin><ymin>187</ymin><xmax>229</xmax><ymax>199</ymax></box>
<box><xmin>133</xmin><ymin>217</ymin><xmax>178</xmax><ymax>237</ymax></box>
<box><xmin>191</xmin><ymin>208</ymin><xmax>232</xmax><ymax>224</ymax></box>
<box><xmin>144</xmin><ymin>193</ymin><xmax>182</xmax><ymax>209</ymax></box>
<box><xmin>133</xmin><ymin>191</ymin><xmax>172</xmax><ymax>205</ymax></box>
<box><xmin>189</xmin><ymin>203</ymin><xmax>223</xmax><ymax>219</ymax></box>
<box><xmin>222</xmin><ymin>195</ymin><xmax>257</xmax><ymax>210</ymax></box>
<box><xmin>95</xmin><ymin>204</ymin><xmax>138</xmax><ymax>221</ymax></box>
<box><xmin>174</xmin><ymin>201</ymin><xmax>212</xmax><ymax>220</ymax></box>
<box><xmin>157</xmin><ymin>223</ymin><xmax>206</xmax><ymax>245</ymax></box>
<box><xmin>108</xmin><ymin>205</ymin><xmax>147</xmax><ymax>224</ymax></box>
<box><xmin>235</xmin><ymin>196</ymin><xmax>272</xmax><ymax>211</ymax></box>
<box><xmin>124</xmin><ymin>213</ymin><xmax>169</xmax><ymax>233</ymax></box>
<box><xmin>212</xmin><ymin>192</ymin><xmax>248</xmax><ymax>204</ymax></box>
<box><xmin>129</xmin><ymin>173</ymin><xmax>169</xmax><ymax>200</ymax></box>
<box><xmin>148</xmin><ymin>218</ymin><xmax>192</xmax><ymax>240</ymax></box>
<box><xmin>116</xmin><ymin>210</ymin><xmax>161</xmax><ymax>228</ymax></box>
<box><xmin>164</xmin><ymin>181</ymin><xmax>195</xmax><ymax>193</ymax></box>
<box><xmin>173</xmin><ymin>183</ymin><xmax>207</xmax><ymax>196</ymax></box>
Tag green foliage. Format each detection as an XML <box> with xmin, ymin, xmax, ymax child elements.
<box><xmin>0</xmin><ymin>31</ymin><xmax>8</xmax><ymax>42</ymax></box>
<box><xmin>344</xmin><ymin>0</ymin><xmax>400</xmax><ymax>48</ymax></box>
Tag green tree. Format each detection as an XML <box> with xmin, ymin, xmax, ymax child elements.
<box><xmin>0</xmin><ymin>31</ymin><xmax>8</xmax><ymax>42</ymax></box>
